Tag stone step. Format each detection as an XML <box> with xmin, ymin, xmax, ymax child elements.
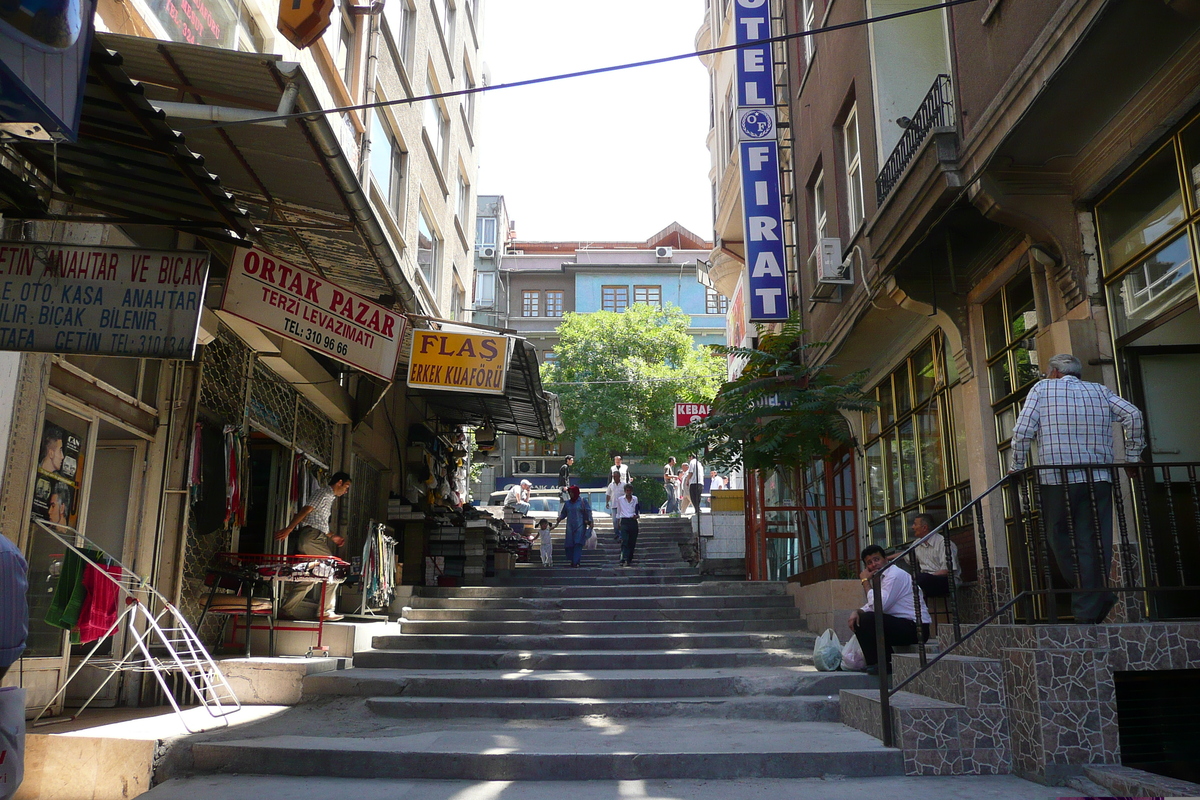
<box><xmin>401</xmin><ymin>606</ymin><xmax>802</xmax><ymax>622</ymax></box>
<box><xmin>405</xmin><ymin>594</ymin><xmax>795</xmax><ymax>610</ymax></box>
<box><xmin>368</xmin><ymin>630</ymin><xmax>816</xmax><ymax>652</ymax></box>
<box><xmin>364</xmin><ymin>695</ymin><xmax>840</xmax><ymax>721</ymax></box>
<box><xmin>394</xmin><ymin>618</ymin><xmax>803</xmax><ymax>635</ymax></box>
<box><xmin>485</xmin><ymin>575</ymin><xmax>704</xmax><ymax>587</ymax></box>
<box><xmin>415</xmin><ymin>582</ymin><xmax>785</xmax><ymax>598</ymax></box>
<box><xmin>506</xmin><ymin>566</ymin><xmax>697</xmax><ymax>579</ymax></box>
<box><xmin>305</xmin><ymin>667</ymin><xmax>868</xmax><ymax>699</ymax></box>
<box><xmin>347</xmin><ymin>647</ymin><xmax>817</xmax><ymax>670</ymax></box>
<box><xmin>186</xmin><ymin>719</ymin><xmax>903</xmax><ymax>780</ymax></box>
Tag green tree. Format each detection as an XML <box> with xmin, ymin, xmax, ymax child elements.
<box><xmin>690</xmin><ymin>313</ymin><xmax>874</xmax><ymax>475</ymax></box>
<box><xmin>542</xmin><ymin>303</ymin><xmax>724</xmax><ymax>506</ymax></box>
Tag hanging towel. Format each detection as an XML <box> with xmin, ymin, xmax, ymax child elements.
<box><xmin>44</xmin><ymin>550</ymin><xmax>88</xmax><ymax>631</ymax></box>
<box><xmin>75</xmin><ymin>564</ymin><xmax>122</xmax><ymax>644</ymax></box>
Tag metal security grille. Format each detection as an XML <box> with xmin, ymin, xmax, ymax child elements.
<box><xmin>179</xmin><ymin>512</ymin><xmax>232</xmax><ymax>645</ymax></box>
<box><xmin>295</xmin><ymin>397</ymin><xmax>334</xmax><ymax>467</ymax></box>
<box><xmin>199</xmin><ymin>331</ymin><xmax>252</xmax><ymax>423</ymax></box>
<box><xmin>249</xmin><ymin>361</ymin><xmax>297</xmax><ymax>444</ymax></box>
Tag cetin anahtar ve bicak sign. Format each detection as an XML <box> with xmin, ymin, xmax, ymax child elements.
<box><xmin>221</xmin><ymin>246</ymin><xmax>406</xmax><ymax>381</ymax></box>
<box><xmin>0</xmin><ymin>241</ymin><xmax>209</xmax><ymax>358</ymax></box>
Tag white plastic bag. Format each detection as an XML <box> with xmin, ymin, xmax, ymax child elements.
<box><xmin>813</xmin><ymin>628</ymin><xmax>842</xmax><ymax>672</ymax></box>
<box><xmin>841</xmin><ymin>633</ymin><xmax>867</xmax><ymax>671</ymax></box>
<box><xmin>0</xmin><ymin>686</ymin><xmax>26</xmax><ymax>800</ymax></box>
<box><xmin>584</xmin><ymin>530</ymin><xmax>598</xmax><ymax>550</ymax></box>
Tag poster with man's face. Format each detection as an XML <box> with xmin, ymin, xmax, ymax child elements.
<box><xmin>35</xmin><ymin>417</ymin><xmax>84</xmax><ymax>526</ymax></box>
<box><xmin>39</xmin><ymin>422</ymin><xmax>81</xmax><ymax>481</ymax></box>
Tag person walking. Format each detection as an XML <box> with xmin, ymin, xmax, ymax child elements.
<box><xmin>684</xmin><ymin>453</ymin><xmax>704</xmax><ymax>516</ymax></box>
<box><xmin>557</xmin><ymin>456</ymin><xmax>574</xmax><ymax>501</ymax></box>
<box><xmin>605</xmin><ymin>471</ymin><xmax>626</xmax><ymax>539</ymax></box>
<box><xmin>610</xmin><ymin>455</ymin><xmax>629</xmax><ymax>484</ymax></box>
<box><xmin>537</xmin><ymin>519</ymin><xmax>555</xmax><ymax>567</ymax></box>
<box><xmin>708</xmin><ymin>469</ymin><xmax>726</xmax><ymax>492</ymax></box>
<box><xmin>556</xmin><ymin>486</ymin><xmax>594</xmax><ymax>568</ymax></box>
<box><xmin>1009</xmin><ymin>353</ymin><xmax>1145</xmax><ymax>624</ymax></box>
<box><xmin>275</xmin><ymin>471</ymin><xmax>352</xmax><ymax>621</ymax></box>
<box><xmin>663</xmin><ymin>457</ymin><xmax>679</xmax><ymax>514</ymax></box>
<box><xmin>615</xmin><ymin>482</ymin><xmax>641</xmax><ymax>567</ymax></box>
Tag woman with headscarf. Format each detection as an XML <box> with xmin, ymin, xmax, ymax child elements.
<box><xmin>556</xmin><ymin>485</ymin><xmax>594</xmax><ymax>568</ymax></box>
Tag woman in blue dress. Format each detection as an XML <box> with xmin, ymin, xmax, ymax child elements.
<box><xmin>556</xmin><ymin>485</ymin><xmax>594</xmax><ymax>568</ymax></box>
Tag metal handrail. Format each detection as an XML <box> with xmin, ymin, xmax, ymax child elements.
<box><xmin>875</xmin><ymin>74</ymin><xmax>954</xmax><ymax>206</ymax></box>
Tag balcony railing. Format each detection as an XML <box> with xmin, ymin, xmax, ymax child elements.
<box><xmin>875</xmin><ymin>74</ymin><xmax>954</xmax><ymax>206</ymax></box>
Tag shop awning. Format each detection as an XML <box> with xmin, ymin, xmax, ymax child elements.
<box><xmin>404</xmin><ymin>337</ymin><xmax>565</xmax><ymax>441</ymax></box>
<box><xmin>0</xmin><ymin>41</ymin><xmax>254</xmax><ymax>238</ymax></box>
<box><xmin>96</xmin><ymin>33</ymin><xmax>418</xmax><ymax>309</ymax></box>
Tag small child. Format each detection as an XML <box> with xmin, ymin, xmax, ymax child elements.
<box><xmin>537</xmin><ymin>519</ymin><xmax>555</xmax><ymax>567</ymax></box>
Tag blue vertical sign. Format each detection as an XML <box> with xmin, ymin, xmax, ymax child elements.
<box><xmin>735</xmin><ymin>0</ymin><xmax>788</xmax><ymax>322</ymax></box>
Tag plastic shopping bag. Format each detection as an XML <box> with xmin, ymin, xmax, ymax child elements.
<box><xmin>0</xmin><ymin>686</ymin><xmax>25</xmax><ymax>800</ymax></box>
<box><xmin>841</xmin><ymin>633</ymin><xmax>867</xmax><ymax>671</ymax></box>
<box><xmin>813</xmin><ymin>628</ymin><xmax>842</xmax><ymax>672</ymax></box>
<box><xmin>584</xmin><ymin>530</ymin><xmax>598</xmax><ymax>550</ymax></box>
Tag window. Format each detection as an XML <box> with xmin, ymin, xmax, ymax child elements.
<box><xmin>383</xmin><ymin>0</ymin><xmax>414</xmax><ymax>70</ymax></box>
<box><xmin>369</xmin><ymin>112</ymin><xmax>405</xmax><ymax>219</ymax></box>
<box><xmin>337</xmin><ymin>9</ymin><xmax>356</xmax><ymax>88</ymax></box>
<box><xmin>463</xmin><ymin>59</ymin><xmax>477</xmax><ymax>130</ymax></box>
<box><xmin>983</xmin><ymin>271</ymin><xmax>1040</xmax><ymax>469</ymax></box>
<box><xmin>800</xmin><ymin>0</ymin><xmax>817</xmax><ymax>64</ymax></box>
<box><xmin>812</xmin><ymin>170</ymin><xmax>828</xmax><ymax>241</ymax></box>
<box><xmin>417</xmin><ymin>210</ymin><xmax>439</xmax><ymax>289</ymax></box>
<box><xmin>517</xmin><ymin>437</ymin><xmax>559</xmax><ymax>457</ymax></box>
<box><xmin>451</xmin><ymin>283</ymin><xmax>465</xmax><ymax>320</ymax></box>
<box><xmin>473</xmin><ymin>271</ymin><xmax>495</xmax><ymax>307</ymax></box>
<box><xmin>725</xmin><ymin>86</ymin><xmax>737</xmax><ymax>156</ymax></box>
<box><xmin>522</xmin><ymin>291</ymin><xmax>540</xmax><ymax>317</ymax></box>
<box><xmin>457</xmin><ymin>172</ymin><xmax>471</xmax><ymax>225</ymax></box>
<box><xmin>476</xmin><ymin>216</ymin><xmax>497</xmax><ymax>247</ymax></box>
<box><xmin>634</xmin><ymin>285</ymin><xmax>662</xmax><ymax>308</ymax></box>
<box><xmin>706</xmin><ymin>287</ymin><xmax>729</xmax><ymax>315</ymax></box>
<box><xmin>861</xmin><ymin>334</ymin><xmax>963</xmax><ymax>548</ymax></box>
<box><xmin>1096</xmin><ymin>117</ymin><xmax>1200</xmax><ymax>342</ymax></box>
<box><xmin>433</xmin><ymin>0</ymin><xmax>454</xmax><ymax>45</ymax></box>
<box><xmin>425</xmin><ymin>78</ymin><xmax>447</xmax><ymax>166</ymax></box>
<box><xmin>843</xmin><ymin>106</ymin><xmax>864</xmax><ymax>232</ymax></box>
<box><xmin>545</xmin><ymin>290</ymin><xmax>564</xmax><ymax>317</ymax></box>
<box><xmin>602</xmin><ymin>285</ymin><xmax>629</xmax><ymax>312</ymax></box>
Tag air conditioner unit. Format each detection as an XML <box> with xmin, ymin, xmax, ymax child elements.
<box><xmin>516</xmin><ymin>460</ymin><xmax>535</xmax><ymax>474</ymax></box>
<box><xmin>480</xmin><ymin>246</ymin><xmax>497</xmax><ymax>259</ymax></box>
<box><xmin>655</xmin><ymin>246</ymin><xmax>673</xmax><ymax>260</ymax></box>
<box><xmin>817</xmin><ymin>238</ymin><xmax>854</xmax><ymax>284</ymax></box>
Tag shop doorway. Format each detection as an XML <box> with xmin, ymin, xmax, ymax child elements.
<box><xmin>238</xmin><ymin>441</ymin><xmax>291</xmax><ymax>555</ymax></box>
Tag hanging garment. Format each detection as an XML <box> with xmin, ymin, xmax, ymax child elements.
<box><xmin>75</xmin><ymin>564</ymin><xmax>122</xmax><ymax>644</ymax></box>
<box><xmin>188</xmin><ymin>423</ymin><xmax>204</xmax><ymax>507</ymax></box>
<box><xmin>44</xmin><ymin>550</ymin><xmax>88</xmax><ymax>631</ymax></box>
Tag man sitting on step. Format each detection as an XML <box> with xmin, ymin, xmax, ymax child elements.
<box><xmin>848</xmin><ymin>544</ymin><xmax>931</xmax><ymax>675</ymax></box>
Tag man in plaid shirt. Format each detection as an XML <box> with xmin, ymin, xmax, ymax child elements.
<box><xmin>1010</xmin><ymin>353</ymin><xmax>1145</xmax><ymax>623</ymax></box>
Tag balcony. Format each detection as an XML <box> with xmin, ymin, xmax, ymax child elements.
<box><xmin>875</xmin><ymin>75</ymin><xmax>955</xmax><ymax>207</ymax></box>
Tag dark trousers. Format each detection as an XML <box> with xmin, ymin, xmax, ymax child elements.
<box><xmin>1040</xmin><ymin>481</ymin><xmax>1115</xmax><ymax>623</ymax></box>
<box><xmin>854</xmin><ymin>612</ymin><xmax>930</xmax><ymax>667</ymax></box>
<box><xmin>619</xmin><ymin>518</ymin><xmax>639</xmax><ymax>563</ymax></box>
<box><xmin>915</xmin><ymin>572</ymin><xmax>951</xmax><ymax>598</ymax></box>
<box><xmin>689</xmin><ymin>482</ymin><xmax>702</xmax><ymax>511</ymax></box>
<box><xmin>564</xmin><ymin>543</ymin><xmax>582</xmax><ymax>567</ymax></box>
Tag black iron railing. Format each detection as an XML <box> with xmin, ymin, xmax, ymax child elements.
<box><xmin>875</xmin><ymin>74</ymin><xmax>954</xmax><ymax>206</ymax></box>
<box><xmin>866</xmin><ymin>462</ymin><xmax>1200</xmax><ymax>747</ymax></box>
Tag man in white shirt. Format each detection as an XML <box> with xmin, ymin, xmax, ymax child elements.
<box><xmin>610</xmin><ymin>455</ymin><xmax>629</xmax><ymax>484</ymax></box>
<box><xmin>276</xmin><ymin>471</ymin><xmax>352</xmax><ymax>621</ymax></box>
<box><xmin>896</xmin><ymin>513</ymin><xmax>959</xmax><ymax>599</ymax></box>
<box><xmin>614</xmin><ymin>483</ymin><xmax>641</xmax><ymax>567</ymax></box>
<box><xmin>684</xmin><ymin>453</ymin><xmax>704</xmax><ymax>516</ymax></box>
<box><xmin>848</xmin><ymin>544</ymin><xmax>931</xmax><ymax>674</ymax></box>
<box><xmin>1009</xmin><ymin>353</ymin><xmax>1145</xmax><ymax>623</ymax></box>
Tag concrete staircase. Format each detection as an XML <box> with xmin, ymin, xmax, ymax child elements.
<box><xmin>150</xmin><ymin>515</ymin><xmax>903</xmax><ymax>792</ymax></box>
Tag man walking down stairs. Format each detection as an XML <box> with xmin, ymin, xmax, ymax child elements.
<box><xmin>143</xmin><ymin>515</ymin><xmax>1070</xmax><ymax>799</ymax></box>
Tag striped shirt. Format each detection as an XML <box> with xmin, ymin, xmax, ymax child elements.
<box><xmin>0</xmin><ymin>534</ymin><xmax>28</xmax><ymax>670</ymax></box>
<box><xmin>306</xmin><ymin>486</ymin><xmax>337</xmax><ymax>533</ymax></box>
<box><xmin>1010</xmin><ymin>376</ymin><xmax>1145</xmax><ymax>484</ymax></box>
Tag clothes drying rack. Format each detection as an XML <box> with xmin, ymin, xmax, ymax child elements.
<box><xmin>30</xmin><ymin>519</ymin><xmax>241</xmax><ymax>733</ymax></box>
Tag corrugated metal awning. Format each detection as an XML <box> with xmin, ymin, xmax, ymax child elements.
<box><xmin>97</xmin><ymin>33</ymin><xmax>415</xmax><ymax>307</ymax></box>
<box><xmin>404</xmin><ymin>338</ymin><xmax>564</xmax><ymax>441</ymax></box>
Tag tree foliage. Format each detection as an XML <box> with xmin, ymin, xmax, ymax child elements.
<box><xmin>542</xmin><ymin>303</ymin><xmax>724</xmax><ymax>500</ymax></box>
<box><xmin>690</xmin><ymin>313</ymin><xmax>874</xmax><ymax>475</ymax></box>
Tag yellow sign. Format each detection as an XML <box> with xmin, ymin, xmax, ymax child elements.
<box><xmin>277</xmin><ymin>0</ymin><xmax>334</xmax><ymax>49</ymax></box>
<box><xmin>407</xmin><ymin>331</ymin><xmax>512</xmax><ymax>395</ymax></box>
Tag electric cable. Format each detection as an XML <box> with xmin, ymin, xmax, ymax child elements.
<box><xmin>177</xmin><ymin>0</ymin><xmax>982</xmax><ymax>132</ymax></box>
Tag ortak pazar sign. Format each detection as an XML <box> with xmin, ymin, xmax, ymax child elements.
<box><xmin>221</xmin><ymin>246</ymin><xmax>406</xmax><ymax>381</ymax></box>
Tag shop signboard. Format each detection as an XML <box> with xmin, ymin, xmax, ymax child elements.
<box><xmin>407</xmin><ymin>331</ymin><xmax>512</xmax><ymax>395</ymax></box>
<box><xmin>221</xmin><ymin>246</ymin><xmax>407</xmax><ymax>382</ymax></box>
<box><xmin>734</xmin><ymin>0</ymin><xmax>789</xmax><ymax>322</ymax></box>
<box><xmin>147</xmin><ymin>0</ymin><xmax>239</xmax><ymax>48</ymax></box>
<box><xmin>0</xmin><ymin>241</ymin><xmax>209</xmax><ymax>358</ymax></box>
<box><xmin>675</xmin><ymin>402</ymin><xmax>711</xmax><ymax>428</ymax></box>
<box><xmin>0</xmin><ymin>0</ymin><xmax>95</xmax><ymax>142</ymax></box>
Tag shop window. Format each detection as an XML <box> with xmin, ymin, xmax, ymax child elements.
<box><xmin>984</xmin><ymin>271</ymin><xmax>1042</xmax><ymax>474</ymax></box>
<box><xmin>602</xmin><ymin>286</ymin><xmax>629</xmax><ymax>312</ymax></box>
<box><xmin>546</xmin><ymin>290</ymin><xmax>564</xmax><ymax>317</ymax></box>
<box><xmin>522</xmin><ymin>290</ymin><xmax>540</xmax><ymax>317</ymax></box>
<box><xmin>1097</xmin><ymin>144</ymin><xmax>1186</xmax><ymax>273</ymax></box>
<box><xmin>861</xmin><ymin>333</ymin><xmax>962</xmax><ymax>547</ymax></box>
<box><xmin>634</xmin><ymin>285</ymin><xmax>662</xmax><ymax>308</ymax></box>
<box><xmin>706</xmin><ymin>287</ymin><xmax>728</xmax><ymax>315</ymax></box>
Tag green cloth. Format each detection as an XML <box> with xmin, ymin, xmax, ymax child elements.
<box><xmin>44</xmin><ymin>550</ymin><xmax>88</xmax><ymax>631</ymax></box>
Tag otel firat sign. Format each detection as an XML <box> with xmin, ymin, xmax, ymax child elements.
<box><xmin>735</xmin><ymin>0</ymin><xmax>789</xmax><ymax>322</ymax></box>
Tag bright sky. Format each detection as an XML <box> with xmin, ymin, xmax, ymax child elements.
<box><xmin>475</xmin><ymin>1</ymin><xmax>713</xmax><ymax>243</ymax></box>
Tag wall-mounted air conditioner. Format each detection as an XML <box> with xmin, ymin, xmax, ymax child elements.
<box><xmin>817</xmin><ymin>238</ymin><xmax>854</xmax><ymax>285</ymax></box>
<box><xmin>480</xmin><ymin>246</ymin><xmax>497</xmax><ymax>259</ymax></box>
<box><xmin>655</xmin><ymin>246</ymin><xmax>673</xmax><ymax>260</ymax></box>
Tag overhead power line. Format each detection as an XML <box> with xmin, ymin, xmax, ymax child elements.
<box><xmin>179</xmin><ymin>0</ymin><xmax>981</xmax><ymax>132</ymax></box>
<box><xmin>545</xmin><ymin>377</ymin><xmax>722</xmax><ymax>386</ymax></box>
